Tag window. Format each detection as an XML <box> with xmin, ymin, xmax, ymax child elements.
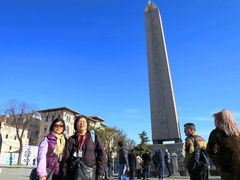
<box><xmin>9</xmin><ymin>146</ymin><xmax>12</xmax><ymax>150</ymax></box>
<box><xmin>14</xmin><ymin>136</ymin><xmax>17</xmax><ymax>140</ymax></box>
<box><xmin>46</xmin><ymin>116</ymin><xmax>48</xmax><ymax>122</ymax></box>
<box><xmin>5</xmin><ymin>134</ymin><xmax>8</xmax><ymax>139</ymax></box>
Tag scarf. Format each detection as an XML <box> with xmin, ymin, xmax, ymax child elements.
<box><xmin>52</xmin><ymin>133</ymin><xmax>65</xmax><ymax>157</ymax></box>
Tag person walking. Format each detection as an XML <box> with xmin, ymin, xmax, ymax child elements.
<box><xmin>184</xmin><ymin>123</ymin><xmax>208</xmax><ymax>180</ymax></box>
<box><xmin>118</xmin><ymin>141</ymin><xmax>129</xmax><ymax>180</ymax></box>
<box><xmin>164</xmin><ymin>148</ymin><xmax>172</xmax><ymax>177</ymax></box>
<box><xmin>61</xmin><ymin>115</ymin><xmax>107</xmax><ymax>180</ymax></box>
<box><xmin>152</xmin><ymin>151</ymin><xmax>159</xmax><ymax>177</ymax></box>
<box><xmin>207</xmin><ymin>109</ymin><xmax>240</xmax><ymax>180</ymax></box>
<box><xmin>136</xmin><ymin>154</ymin><xmax>143</xmax><ymax>179</ymax></box>
<box><xmin>157</xmin><ymin>149</ymin><xmax>165</xmax><ymax>179</ymax></box>
<box><xmin>107</xmin><ymin>155</ymin><xmax>114</xmax><ymax>178</ymax></box>
<box><xmin>37</xmin><ymin>118</ymin><xmax>66</xmax><ymax>180</ymax></box>
<box><xmin>128</xmin><ymin>149</ymin><xmax>137</xmax><ymax>180</ymax></box>
<box><xmin>142</xmin><ymin>150</ymin><xmax>151</xmax><ymax>180</ymax></box>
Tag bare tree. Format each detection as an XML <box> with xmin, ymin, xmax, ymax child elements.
<box><xmin>92</xmin><ymin>126</ymin><xmax>127</xmax><ymax>157</ymax></box>
<box><xmin>4</xmin><ymin>100</ymin><xmax>37</xmax><ymax>164</ymax></box>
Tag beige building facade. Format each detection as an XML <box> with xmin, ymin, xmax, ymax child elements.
<box><xmin>0</xmin><ymin>107</ymin><xmax>108</xmax><ymax>153</ymax></box>
<box><xmin>0</xmin><ymin>121</ymin><xmax>29</xmax><ymax>153</ymax></box>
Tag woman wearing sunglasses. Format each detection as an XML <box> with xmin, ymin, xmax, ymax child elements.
<box><xmin>37</xmin><ymin>118</ymin><xmax>66</xmax><ymax>180</ymax></box>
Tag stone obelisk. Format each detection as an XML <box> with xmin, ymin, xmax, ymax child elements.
<box><xmin>144</xmin><ymin>1</ymin><xmax>181</xmax><ymax>144</ymax></box>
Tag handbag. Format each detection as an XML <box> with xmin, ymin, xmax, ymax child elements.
<box><xmin>29</xmin><ymin>167</ymin><xmax>54</xmax><ymax>180</ymax></box>
<box><xmin>29</xmin><ymin>156</ymin><xmax>58</xmax><ymax>180</ymax></box>
<box><xmin>74</xmin><ymin>160</ymin><xmax>96</xmax><ymax>180</ymax></box>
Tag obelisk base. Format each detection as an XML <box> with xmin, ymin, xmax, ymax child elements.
<box><xmin>150</xmin><ymin>143</ymin><xmax>185</xmax><ymax>176</ymax></box>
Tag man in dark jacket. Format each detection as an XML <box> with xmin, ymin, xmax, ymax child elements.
<box><xmin>118</xmin><ymin>141</ymin><xmax>129</xmax><ymax>180</ymax></box>
<box><xmin>142</xmin><ymin>151</ymin><xmax>151</xmax><ymax>180</ymax></box>
<box><xmin>128</xmin><ymin>149</ymin><xmax>137</xmax><ymax>180</ymax></box>
<box><xmin>164</xmin><ymin>148</ymin><xmax>172</xmax><ymax>177</ymax></box>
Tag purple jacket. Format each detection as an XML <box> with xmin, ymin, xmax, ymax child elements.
<box><xmin>37</xmin><ymin>133</ymin><xmax>61</xmax><ymax>177</ymax></box>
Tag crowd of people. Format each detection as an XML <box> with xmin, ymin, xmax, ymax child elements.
<box><xmin>34</xmin><ymin>109</ymin><xmax>240</xmax><ymax>180</ymax></box>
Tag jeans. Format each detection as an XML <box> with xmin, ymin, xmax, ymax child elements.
<box><xmin>157</xmin><ymin>162</ymin><xmax>164</xmax><ymax>178</ymax></box>
<box><xmin>143</xmin><ymin>165</ymin><xmax>150</xmax><ymax>180</ymax></box>
<box><xmin>129</xmin><ymin>166</ymin><xmax>135</xmax><ymax>180</ymax></box>
<box><xmin>108</xmin><ymin>164</ymin><xmax>113</xmax><ymax>177</ymax></box>
<box><xmin>118</xmin><ymin>164</ymin><xmax>129</xmax><ymax>180</ymax></box>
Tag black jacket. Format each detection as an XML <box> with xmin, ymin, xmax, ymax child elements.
<box><xmin>142</xmin><ymin>152</ymin><xmax>151</xmax><ymax>166</ymax></box>
<box><xmin>61</xmin><ymin>131</ymin><xmax>107</xmax><ymax>179</ymax></box>
<box><xmin>128</xmin><ymin>152</ymin><xmax>137</xmax><ymax>168</ymax></box>
<box><xmin>118</xmin><ymin>147</ymin><xmax>129</xmax><ymax>167</ymax></box>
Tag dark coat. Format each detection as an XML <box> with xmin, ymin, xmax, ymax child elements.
<box><xmin>61</xmin><ymin>131</ymin><xmax>107</xmax><ymax>179</ymax></box>
<box><xmin>142</xmin><ymin>152</ymin><xmax>151</xmax><ymax>166</ymax></box>
<box><xmin>207</xmin><ymin>128</ymin><xmax>240</xmax><ymax>180</ymax></box>
<box><xmin>128</xmin><ymin>152</ymin><xmax>137</xmax><ymax>168</ymax></box>
<box><xmin>118</xmin><ymin>147</ymin><xmax>129</xmax><ymax>167</ymax></box>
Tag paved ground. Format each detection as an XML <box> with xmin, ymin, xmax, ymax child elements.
<box><xmin>0</xmin><ymin>166</ymin><xmax>221</xmax><ymax>180</ymax></box>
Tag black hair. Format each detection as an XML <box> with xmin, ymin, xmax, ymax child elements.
<box><xmin>184</xmin><ymin>123</ymin><xmax>196</xmax><ymax>131</ymax></box>
<box><xmin>74</xmin><ymin>115</ymin><xmax>90</xmax><ymax>131</ymax></box>
<box><xmin>118</xmin><ymin>141</ymin><xmax>124</xmax><ymax>147</ymax></box>
<box><xmin>49</xmin><ymin>118</ymin><xmax>66</xmax><ymax>132</ymax></box>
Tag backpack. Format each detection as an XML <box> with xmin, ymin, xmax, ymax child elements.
<box><xmin>188</xmin><ymin>136</ymin><xmax>209</xmax><ymax>177</ymax></box>
<box><xmin>89</xmin><ymin>130</ymin><xmax>95</xmax><ymax>144</ymax></box>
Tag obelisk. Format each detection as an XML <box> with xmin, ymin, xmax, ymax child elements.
<box><xmin>144</xmin><ymin>1</ymin><xmax>181</xmax><ymax>144</ymax></box>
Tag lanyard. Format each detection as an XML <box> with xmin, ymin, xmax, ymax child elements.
<box><xmin>77</xmin><ymin>133</ymin><xmax>87</xmax><ymax>150</ymax></box>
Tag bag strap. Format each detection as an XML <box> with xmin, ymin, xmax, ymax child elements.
<box><xmin>89</xmin><ymin>130</ymin><xmax>96</xmax><ymax>144</ymax></box>
<box><xmin>190</xmin><ymin>135</ymin><xmax>201</xmax><ymax>151</ymax></box>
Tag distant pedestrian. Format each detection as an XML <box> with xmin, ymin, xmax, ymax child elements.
<box><xmin>164</xmin><ymin>148</ymin><xmax>172</xmax><ymax>177</ymax></box>
<box><xmin>207</xmin><ymin>110</ymin><xmax>240</xmax><ymax>180</ymax></box>
<box><xmin>152</xmin><ymin>151</ymin><xmax>159</xmax><ymax>177</ymax></box>
<box><xmin>107</xmin><ymin>155</ymin><xmax>114</xmax><ymax>178</ymax></box>
<box><xmin>136</xmin><ymin>154</ymin><xmax>143</xmax><ymax>179</ymax></box>
<box><xmin>157</xmin><ymin>149</ymin><xmax>164</xmax><ymax>179</ymax></box>
<box><xmin>118</xmin><ymin>141</ymin><xmax>129</xmax><ymax>180</ymax></box>
<box><xmin>128</xmin><ymin>149</ymin><xmax>137</xmax><ymax>180</ymax></box>
<box><xmin>37</xmin><ymin>118</ymin><xmax>66</xmax><ymax>180</ymax></box>
<box><xmin>184</xmin><ymin>123</ymin><xmax>208</xmax><ymax>180</ymax></box>
<box><xmin>142</xmin><ymin>150</ymin><xmax>151</xmax><ymax>180</ymax></box>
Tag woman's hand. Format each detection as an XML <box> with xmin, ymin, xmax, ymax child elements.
<box><xmin>39</xmin><ymin>176</ymin><xmax>47</xmax><ymax>180</ymax></box>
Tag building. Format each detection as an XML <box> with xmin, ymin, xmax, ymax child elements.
<box><xmin>0</xmin><ymin>120</ymin><xmax>29</xmax><ymax>153</ymax></box>
<box><xmin>37</xmin><ymin>107</ymin><xmax>79</xmax><ymax>142</ymax></box>
<box><xmin>0</xmin><ymin>106</ymin><xmax>108</xmax><ymax>153</ymax></box>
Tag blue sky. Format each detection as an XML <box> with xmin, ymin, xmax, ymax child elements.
<box><xmin>1</xmin><ymin>0</ymin><xmax>240</xmax><ymax>144</ymax></box>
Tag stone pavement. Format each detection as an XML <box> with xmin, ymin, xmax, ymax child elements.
<box><xmin>0</xmin><ymin>166</ymin><xmax>221</xmax><ymax>180</ymax></box>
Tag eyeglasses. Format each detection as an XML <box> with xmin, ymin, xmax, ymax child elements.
<box><xmin>54</xmin><ymin>124</ymin><xmax>64</xmax><ymax>128</ymax></box>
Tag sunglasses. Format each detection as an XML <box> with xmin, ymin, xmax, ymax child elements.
<box><xmin>54</xmin><ymin>124</ymin><xmax>64</xmax><ymax>128</ymax></box>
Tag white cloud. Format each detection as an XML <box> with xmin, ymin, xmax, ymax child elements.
<box><xmin>122</xmin><ymin>109</ymin><xmax>140</xmax><ymax>119</ymax></box>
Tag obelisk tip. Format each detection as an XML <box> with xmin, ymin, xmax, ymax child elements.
<box><xmin>145</xmin><ymin>0</ymin><xmax>158</xmax><ymax>13</ymax></box>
